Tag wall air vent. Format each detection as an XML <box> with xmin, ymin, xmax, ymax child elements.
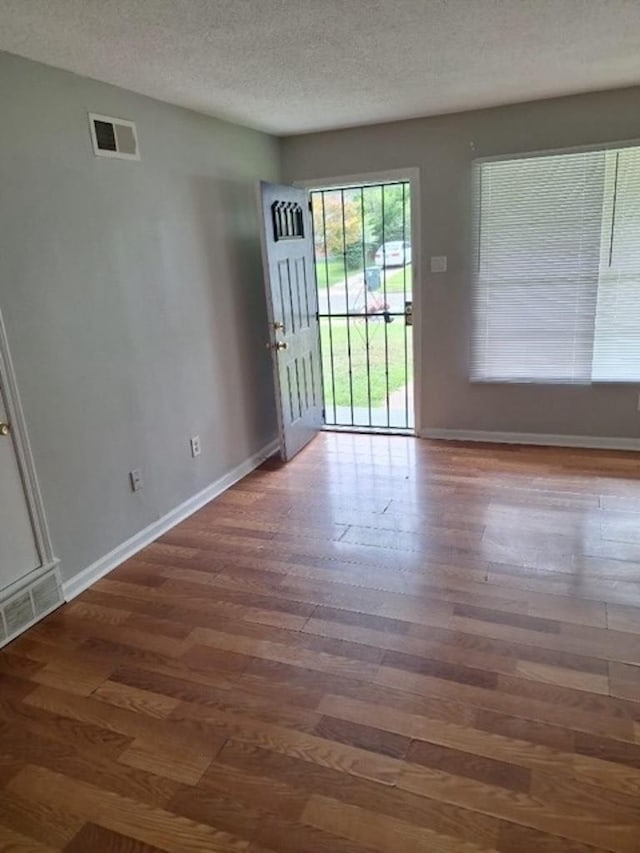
<box><xmin>89</xmin><ymin>113</ymin><xmax>140</xmax><ymax>160</ymax></box>
<box><xmin>0</xmin><ymin>567</ymin><xmax>63</xmax><ymax>649</ymax></box>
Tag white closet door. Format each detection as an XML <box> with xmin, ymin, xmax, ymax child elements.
<box><xmin>0</xmin><ymin>378</ymin><xmax>40</xmax><ymax>591</ymax></box>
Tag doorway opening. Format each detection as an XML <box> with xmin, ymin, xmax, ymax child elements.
<box><xmin>310</xmin><ymin>180</ymin><xmax>415</xmax><ymax>433</ymax></box>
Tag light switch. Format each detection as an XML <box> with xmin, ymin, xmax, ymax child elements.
<box><xmin>430</xmin><ymin>256</ymin><xmax>447</xmax><ymax>273</ymax></box>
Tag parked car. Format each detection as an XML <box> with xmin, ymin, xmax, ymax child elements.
<box><xmin>374</xmin><ymin>240</ymin><xmax>411</xmax><ymax>268</ymax></box>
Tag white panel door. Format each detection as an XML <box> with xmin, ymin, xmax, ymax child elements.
<box><xmin>0</xmin><ymin>377</ymin><xmax>40</xmax><ymax>591</ymax></box>
<box><xmin>258</xmin><ymin>182</ymin><xmax>324</xmax><ymax>461</ymax></box>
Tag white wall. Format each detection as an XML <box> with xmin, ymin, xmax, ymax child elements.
<box><xmin>282</xmin><ymin>88</ymin><xmax>640</xmax><ymax>443</ymax></box>
<box><xmin>0</xmin><ymin>51</ymin><xmax>280</xmax><ymax>582</ymax></box>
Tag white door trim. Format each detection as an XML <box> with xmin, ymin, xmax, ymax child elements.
<box><xmin>293</xmin><ymin>168</ymin><xmax>422</xmax><ymax>435</ymax></box>
<box><xmin>0</xmin><ymin>308</ymin><xmax>59</xmax><ymax>590</ymax></box>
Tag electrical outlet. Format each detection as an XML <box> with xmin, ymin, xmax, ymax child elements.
<box><xmin>129</xmin><ymin>469</ymin><xmax>143</xmax><ymax>492</ymax></box>
<box><xmin>190</xmin><ymin>435</ymin><xmax>201</xmax><ymax>458</ymax></box>
<box><xmin>430</xmin><ymin>255</ymin><xmax>447</xmax><ymax>273</ymax></box>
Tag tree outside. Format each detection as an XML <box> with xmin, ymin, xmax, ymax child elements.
<box><xmin>312</xmin><ymin>184</ymin><xmax>411</xmax><ymax>281</ymax></box>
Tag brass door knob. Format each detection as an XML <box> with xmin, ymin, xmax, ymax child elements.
<box><xmin>0</xmin><ymin>423</ymin><xmax>9</xmax><ymax>436</ymax></box>
<box><xmin>273</xmin><ymin>321</ymin><xmax>285</xmax><ymax>332</ymax></box>
<box><xmin>266</xmin><ymin>341</ymin><xmax>288</xmax><ymax>351</ymax></box>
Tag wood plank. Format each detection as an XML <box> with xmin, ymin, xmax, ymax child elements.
<box><xmin>194</xmin><ymin>754</ymin><xmax>309</xmax><ymax>821</ymax></box>
<box><xmin>496</xmin><ymin>823</ymin><xmax>609</xmax><ymax>853</ymax></box>
<box><xmin>8</xmin><ymin>765</ymin><xmax>249</xmax><ymax>853</ymax></box>
<box><xmin>607</xmin><ymin>603</ymin><xmax>640</xmax><ymax>634</ymax></box>
<box><xmin>374</xmin><ymin>663</ymin><xmax>638</xmax><ymax>743</ymax></box>
<box><xmin>0</xmin><ymin>789</ymin><xmax>84</xmax><ymax>848</ymax></box>
<box><xmin>0</xmin><ymin>692</ymin><xmax>133</xmax><ymax>760</ymax></box>
<box><xmin>314</xmin><ymin>715</ymin><xmax>410</xmax><ymax>759</ymax></box>
<box><xmin>169</xmin><ymin>780</ymin><xmax>378</xmax><ymax>853</ymax></box>
<box><xmin>609</xmin><ymin>661</ymin><xmax>640</xmax><ymax>701</ymax></box>
<box><xmin>187</xmin><ymin>626</ymin><xmax>381</xmax><ymax>681</ymax></box>
<box><xmin>166</xmin><ymin>700</ymin><xmax>400</xmax><ymax>786</ymax></box>
<box><xmin>1</xmin><ymin>435</ymin><xmax>640</xmax><ymax>851</ymax></box>
<box><xmin>119</xmin><ymin>736</ymin><xmax>219</xmax><ymax>785</ymax></box>
<box><xmin>108</xmin><ymin>664</ymin><xmax>323</xmax><ymax>721</ymax></box>
<box><xmin>406</xmin><ymin>739</ymin><xmax>531</xmax><ymax>791</ymax></box>
<box><xmin>0</xmin><ymin>824</ymin><xmax>58</xmax><ymax>852</ymax></box>
<box><xmin>0</xmin><ymin>720</ymin><xmax>180</xmax><ymax>807</ymax></box>
<box><xmin>22</xmin><ymin>685</ymin><xmax>226</xmax><ymax>765</ymax></box>
<box><xmin>398</xmin><ymin>761</ymin><xmax>639</xmax><ymax>852</ymax></box>
<box><xmin>92</xmin><ymin>680</ymin><xmax>183</xmax><ymax>719</ymax></box>
<box><xmin>302</xmin><ymin>794</ymin><xmax>496</xmax><ymax>853</ymax></box>
<box><xmin>64</xmin><ymin>823</ymin><xmax>169</xmax><ymax>853</ymax></box>
<box><xmin>214</xmin><ymin>739</ymin><xmax>502</xmax><ymax>850</ymax></box>
<box><xmin>514</xmin><ymin>660</ymin><xmax>610</xmax><ymax>695</ymax></box>
<box><xmin>317</xmin><ymin>693</ymin><xmax>640</xmax><ymax>796</ymax></box>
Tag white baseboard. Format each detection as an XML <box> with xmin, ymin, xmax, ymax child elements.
<box><xmin>63</xmin><ymin>438</ymin><xmax>279</xmax><ymax>601</ymax></box>
<box><xmin>419</xmin><ymin>428</ymin><xmax>639</xmax><ymax>452</ymax></box>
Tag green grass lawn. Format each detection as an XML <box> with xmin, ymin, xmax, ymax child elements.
<box><xmin>315</xmin><ymin>259</ymin><xmax>412</xmax><ymax>294</ymax></box>
<box><xmin>320</xmin><ymin>318</ymin><xmax>413</xmax><ymax>408</ymax></box>
<box><xmin>380</xmin><ymin>263</ymin><xmax>412</xmax><ymax>294</ymax></box>
<box><xmin>315</xmin><ymin>258</ymin><xmax>348</xmax><ymax>289</ymax></box>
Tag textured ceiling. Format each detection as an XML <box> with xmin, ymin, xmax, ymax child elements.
<box><xmin>1</xmin><ymin>0</ymin><xmax>640</xmax><ymax>135</ymax></box>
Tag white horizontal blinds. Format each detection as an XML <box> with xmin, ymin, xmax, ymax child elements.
<box><xmin>472</xmin><ymin>150</ymin><xmax>606</xmax><ymax>382</ymax></box>
<box><xmin>592</xmin><ymin>148</ymin><xmax>640</xmax><ymax>381</ymax></box>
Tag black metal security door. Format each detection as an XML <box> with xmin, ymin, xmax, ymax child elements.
<box><xmin>310</xmin><ymin>181</ymin><xmax>414</xmax><ymax>432</ymax></box>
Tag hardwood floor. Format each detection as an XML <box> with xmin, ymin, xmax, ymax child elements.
<box><xmin>2</xmin><ymin>433</ymin><xmax>640</xmax><ymax>852</ymax></box>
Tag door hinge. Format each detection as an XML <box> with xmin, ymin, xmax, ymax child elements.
<box><xmin>308</xmin><ymin>199</ymin><xmax>313</xmax><ymax>212</ymax></box>
<box><xmin>322</xmin><ymin>407</ymin><xmax>326</xmax><ymax>420</ymax></box>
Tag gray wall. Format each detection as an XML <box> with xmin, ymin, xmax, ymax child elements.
<box><xmin>0</xmin><ymin>52</ymin><xmax>279</xmax><ymax>582</ymax></box>
<box><xmin>282</xmin><ymin>88</ymin><xmax>640</xmax><ymax>441</ymax></box>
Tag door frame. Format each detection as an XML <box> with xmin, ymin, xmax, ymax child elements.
<box><xmin>0</xmin><ymin>307</ymin><xmax>59</xmax><ymax>597</ymax></box>
<box><xmin>294</xmin><ymin>167</ymin><xmax>422</xmax><ymax>436</ymax></box>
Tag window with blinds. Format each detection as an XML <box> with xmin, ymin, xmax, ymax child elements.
<box><xmin>471</xmin><ymin>145</ymin><xmax>640</xmax><ymax>383</ymax></box>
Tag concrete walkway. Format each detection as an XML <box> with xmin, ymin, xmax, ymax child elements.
<box><xmin>318</xmin><ymin>271</ymin><xmax>407</xmax><ymax>315</ymax></box>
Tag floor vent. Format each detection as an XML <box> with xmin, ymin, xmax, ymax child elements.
<box><xmin>0</xmin><ymin>568</ymin><xmax>63</xmax><ymax>649</ymax></box>
<box><xmin>89</xmin><ymin>113</ymin><xmax>140</xmax><ymax>160</ymax></box>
